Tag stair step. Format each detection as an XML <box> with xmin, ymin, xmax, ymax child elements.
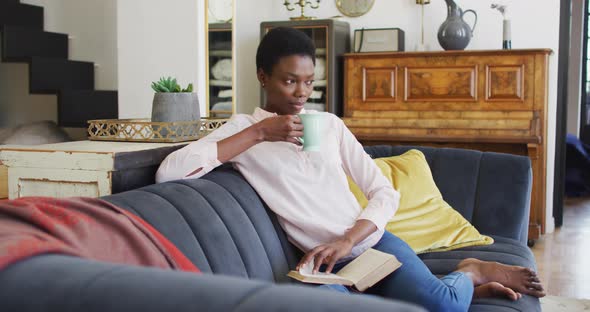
<box><xmin>58</xmin><ymin>90</ymin><xmax>118</xmax><ymax>127</ymax></box>
<box><xmin>0</xmin><ymin>0</ymin><xmax>24</xmax><ymax>8</ymax></box>
<box><xmin>0</xmin><ymin>3</ymin><xmax>43</xmax><ymax>30</ymax></box>
<box><xmin>30</xmin><ymin>57</ymin><xmax>94</xmax><ymax>93</ymax></box>
<box><xmin>1</xmin><ymin>26</ymin><xmax>68</xmax><ymax>61</ymax></box>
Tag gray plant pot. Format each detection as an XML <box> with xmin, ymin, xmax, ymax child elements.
<box><xmin>151</xmin><ymin>92</ymin><xmax>200</xmax><ymax>122</ymax></box>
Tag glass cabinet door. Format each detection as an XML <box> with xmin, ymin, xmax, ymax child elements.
<box><xmin>206</xmin><ymin>0</ymin><xmax>234</xmax><ymax>118</ymax></box>
<box><xmin>207</xmin><ymin>23</ymin><xmax>233</xmax><ymax>117</ymax></box>
<box><xmin>301</xmin><ymin>27</ymin><xmax>328</xmax><ymax>113</ymax></box>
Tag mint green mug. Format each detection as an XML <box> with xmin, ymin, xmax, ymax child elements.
<box><xmin>298</xmin><ymin>113</ymin><xmax>325</xmax><ymax>151</ymax></box>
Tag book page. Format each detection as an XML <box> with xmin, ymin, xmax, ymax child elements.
<box><xmin>337</xmin><ymin>248</ymin><xmax>398</xmax><ymax>284</ymax></box>
<box><xmin>293</xmin><ymin>259</ymin><xmax>351</xmax><ymax>284</ymax></box>
<box><xmin>287</xmin><ymin>271</ymin><xmax>353</xmax><ymax>285</ymax></box>
<box><xmin>298</xmin><ymin>259</ymin><xmax>348</xmax><ymax>280</ymax></box>
<box><xmin>286</xmin><ymin>249</ymin><xmax>400</xmax><ymax>287</ymax></box>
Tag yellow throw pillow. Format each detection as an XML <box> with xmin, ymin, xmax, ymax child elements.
<box><xmin>348</xmin><ymin>149</ymin><xmax>493</xmax><ymax>254</ymax></box>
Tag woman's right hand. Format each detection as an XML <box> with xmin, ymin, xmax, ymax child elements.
<box><xmin>257</xmin><ymin>115</ymin><xmax>304</xmax><ymax>145</ymax></box>
<box><xmin>217</xmin><ymin>115</ymin><xmax>303</xmax><ymax>163</ymax></box>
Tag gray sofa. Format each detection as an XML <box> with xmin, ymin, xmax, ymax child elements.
<box><xmin>0</xmin><ymin>145</ymin><xmax>540</xmax><ymax>311</ymax></box>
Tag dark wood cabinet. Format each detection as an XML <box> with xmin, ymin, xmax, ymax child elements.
<box><xmin>260</xmin><ymin>19</ymin><xmax>350</xmax><ymax>116</ymax></box>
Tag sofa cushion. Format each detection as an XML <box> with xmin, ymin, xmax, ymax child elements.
<box><xmin>419</xmin><ymin>236</ymin><xmax>539</xmax><ymax>312</ymax></box>
<box><xmin>348</xmin><ymin>150</ymin><xmax>493</xmax><ymax>254</ymax></box>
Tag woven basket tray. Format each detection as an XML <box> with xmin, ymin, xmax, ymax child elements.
<box><xmin>87</xmin><ymin>118</ymin><xmax>228</xmax><ymax>143</ymax></box>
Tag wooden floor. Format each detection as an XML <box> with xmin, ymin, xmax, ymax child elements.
<box><xmin>531</xmin><ymin>197</ymin><xmax>590</xmax><ymax>299</ymax></box>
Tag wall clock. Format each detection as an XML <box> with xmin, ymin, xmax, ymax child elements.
<box><xmin>208</xmin><ymin>0</ymin><xmax>233</xmax><ymax>23</ymax></box>
<box><xmin>336</xmin><ymin>0</ymin><xmax>375</xmax><ymax>17</ymax></box>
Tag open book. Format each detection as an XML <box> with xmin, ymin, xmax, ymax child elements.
<box><xmin>287</xmin><ymin>248</ymin><xmax>402</xmax><ymax>292</ymax></box>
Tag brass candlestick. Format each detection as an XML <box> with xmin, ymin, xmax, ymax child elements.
<box><xmin>283</xmin><ymin>0</ymin><xmax>320</xmax><ymax>21</ymax></box>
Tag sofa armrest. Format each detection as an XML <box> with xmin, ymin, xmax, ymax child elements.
<box><xmin>363</xmin><ymin>145</ymin><xmax>532</xmax><ymax>245</ymax></box>
<box><xmin>472</xmin><ymin>152</ymin><xmax>532</xmax><ymax>244</ymax></box>
<box><xmin>0</xmin><ymin>255</ymin><xmax>425</xmax><ymax>312</ymax></box>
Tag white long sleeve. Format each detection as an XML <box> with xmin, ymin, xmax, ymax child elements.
<box><xmin>338</xmin><ymin>119</ymin><xmax>400</xmax><ymax>231</ymax></box>
<box><xmin>155</xmin><ymin>114</ymin><xmax>252</xmax><ymax>183</ymax></box>
<box><xmin>155</xmin><ymin>108</ymin><xmax>399</xmax><ymax>260</ymax></box>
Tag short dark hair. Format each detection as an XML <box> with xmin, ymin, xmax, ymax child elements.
<box><xmin>256</xmin><ymin>27</ymin><xmax>316</xmax><ymax>75</ymax></box>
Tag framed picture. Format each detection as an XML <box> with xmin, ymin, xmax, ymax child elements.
<box><xmin>353</xmin><ymin>28</ymin><xmax>405</xmax><ymax>53</ymax></box>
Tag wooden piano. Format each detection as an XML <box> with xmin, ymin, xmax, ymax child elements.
<box><xmin>342</xmin><ymin>49</ymin><xmax>551</xmax><ymax>243</ymax></box>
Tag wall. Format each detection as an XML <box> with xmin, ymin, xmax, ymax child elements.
<box><xmin>0</xmin><ymin>62</ymin><xmax>57</xmax><ymax>127</ymax></box>
<box><xmin>21</xmin><ymin>0</ymin><xmax>118</xmax><ymax>91</ymax></box>
<box><xmin>1</xmin><ymin>0</ymin><xmax>562</xmax><ymax>231</ymax></box>
<box><xmin>233</xmin><ymin>0</ymin><xmax>276</xmax><ymax>115</ymax></box>
<box><xmin>568</xmin><ymin>0</ymin><xmax>584</xmax><ymax>137</ymax></box>
<box><xmin>2</xmin><ymin>0</ymin><xmax>205</xmax><ymax>130</ymax></box>
<box><xmin>0</xmin><ymin>0</ymin><xmax>117</xmax><ymax>130</ymax></box>
<box><xmin>235</xmin><ymin>0</ymin><xmax>560</xmax><ymax>232</ymax></box>
<box><xmin>117</xmin><ymin>0</ymin><xmax>205</xmax><ymax>119</ymax></box>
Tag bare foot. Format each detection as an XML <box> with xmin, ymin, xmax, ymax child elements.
<box><xmin>474</xmin><ymin>282</ymin><xmax>522</xmax><ymax>301</ymax></box>
<box><xmin>457</xmin><ymin>258</ymin><xmax>546</xmax><ymax>297</ymax></box>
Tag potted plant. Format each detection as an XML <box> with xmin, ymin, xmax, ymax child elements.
<box><xmin>150</xmin><ymin>77</ymin><xmax>200</xmax><ymax>122</ymax></box>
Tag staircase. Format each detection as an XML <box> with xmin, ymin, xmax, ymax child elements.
<box><xmin>0</xmin><ymin>0</ymin><xmax>117</xmax><ymax>127</ymax></box>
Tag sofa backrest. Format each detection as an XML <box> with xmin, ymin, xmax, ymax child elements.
<box><xmin>104</xmin><ymin>145</ymin><xmax>531</xmax><ymax>281</ymax></box>
<box><xmin>103</xmin><ymin>164</ymin><xmax>300</xmax><ymax>283</ymax></box>
<box><xmin>363</xmin><ymin>145</ymin><xmax>532</xmax><ymax>243</ymax></box>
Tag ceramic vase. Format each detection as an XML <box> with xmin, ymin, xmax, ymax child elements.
<box><xmin>437</xmin><ymin>0</ymin><xmax>478</xmax><ymax>50</ymax></box>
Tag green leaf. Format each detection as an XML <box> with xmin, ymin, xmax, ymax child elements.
<box><xmin>182</xmin><ymin>83</ymin><xmax>193</xmax><ymax>92</ymax></box>
<box><xmin>152</xmin><ymin>76</ymin><xmax>191</xmax><ymax>92</ymax></box>
<box><xmin>161</xmin><ymin>77</ymin><xmax>170</xmax><ymax>89</ymax></box>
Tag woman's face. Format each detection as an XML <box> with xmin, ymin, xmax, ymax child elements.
<box><xmin>258</xmin><ymin>54</ymin><xmax>315</xmax><ymax>115</ymax></box>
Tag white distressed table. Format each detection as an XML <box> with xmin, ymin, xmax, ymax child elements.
<box><xmin>0</xmin><ymin>141</ymin><xmax>188</xmax><ymax>199</ymax></box>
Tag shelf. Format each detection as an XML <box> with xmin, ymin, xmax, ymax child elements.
<box><xmin>210</xmin><ymin>80</ymin><xmax>232</xmax><ymax>87</ymax></box>
<box><xmin>217</xmin><ymin>89</ymin><xmax>233</xmax><ymax>98</ymax></box>
<box><xmin>211</xmin><ymin>101</ymin><xmax>232</xmax><ymax>111</ymax></box>
<box><xmin>304</xmin><ymin>103</ymin><xmax>325</xmax><ymax>112</ymax></box>
<box><xmin>210</xmin><ymin>109</ymin><xmax>232</xmax><ymax>118</ymax></box>
<box><xmin>314</xmin><ymin>80</ymin><xmax>326</xmax><ymax>87</ymax></box>
<box><xmin>310</xmin><ymin>90</ymin><xmax>323</xmax><ymax>99</ymax></box>
<box><xmin>208</xmin><ymin>23</ymin><xmax>232</xmax><ymax>31</ymax></box>
<box><xmin>209</xmin><ymin>50</ymin><xmax>232</xmax><ymax>57</ymax></box>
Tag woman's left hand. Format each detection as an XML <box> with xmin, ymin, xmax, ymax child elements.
<box><xmin>296</xmin><ymin>238</ymin><xmax>354</xmax><ymax>274</ymax></box>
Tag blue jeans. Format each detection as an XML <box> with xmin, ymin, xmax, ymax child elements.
<box><xmin>320</xmin><ymin>232</ymin><xmax>474</xmax><ymax>312</ymax></box>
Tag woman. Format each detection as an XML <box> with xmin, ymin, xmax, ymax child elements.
<box><xmin>156</xmin><ymin>27</ymin><xmax>545</xmax><ymax>312</ymax></box>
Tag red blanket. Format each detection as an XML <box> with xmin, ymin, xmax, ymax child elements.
<box><xmin>0</xmin><ymin>197</ymin><xmax>199</xmax><ymax>273</ymax></box>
